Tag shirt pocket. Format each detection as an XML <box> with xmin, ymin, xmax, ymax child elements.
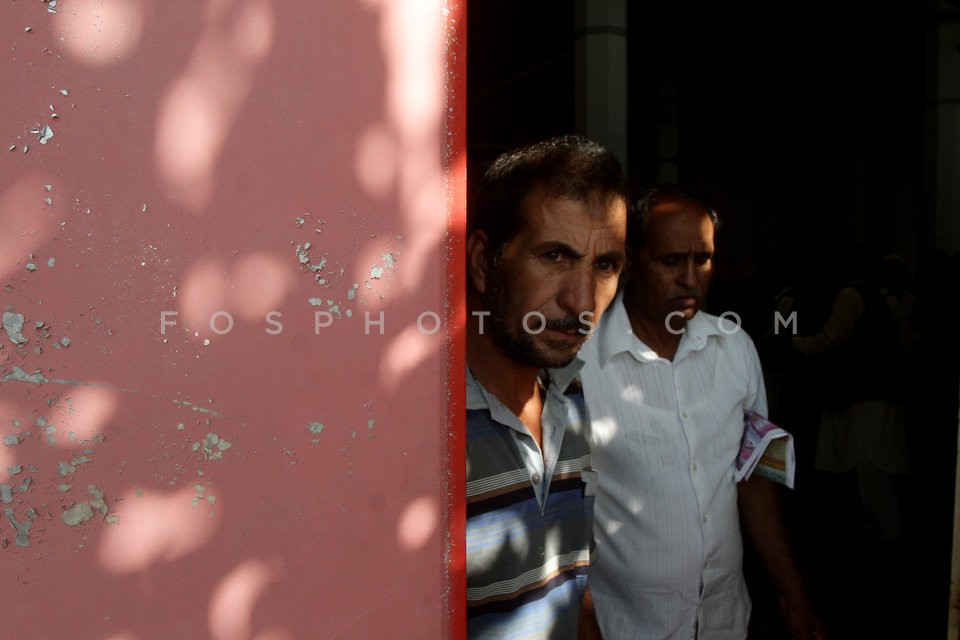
<box><xmin>581</xmin><ymin>469</ymin><xmax>599</xmax><ymax>497</ymax></box>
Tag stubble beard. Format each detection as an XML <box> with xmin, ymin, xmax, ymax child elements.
<box><xmin>483</xmin><ymin>275</ymin><xmax>587</xmax><ymax>370</ymax></box>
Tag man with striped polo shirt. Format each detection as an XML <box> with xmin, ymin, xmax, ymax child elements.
<box><xmin>464</xmin><ymin>136</ymin><xmax>628</xmax><ymax>639</ymax></box>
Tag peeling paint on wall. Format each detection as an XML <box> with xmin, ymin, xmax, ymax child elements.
<box><xmin>1</xmin><ymin>0</ymin><xmax>457</xmax><ymax>634</ymax></box>
<box><xmin>0</xmin><ymin>367</ymin><xmax>235</xmax><ymax>422</ymax></box>
<box><xmin>61</xmin><ymin>500</ymin><xmax>94</xmax><ymax>526</ymax></box>
<box><xmin>192</xmin><ymin>432</ymin><xmax>232</xmax><ymax>461</ymax></box>
<box><xmin>306</xmin><ymin>422</ymin><xmax>325</xmax><ymax>444</ymax></box>
<box><xmin>2</xmin><ymin>312</ymin><xmax>27</xmax><ymax>345</ymax></box>
<box><xmin>5</xmin><ymin>507</ymin><xmax>32</xmax><ymax>547</ymax></box>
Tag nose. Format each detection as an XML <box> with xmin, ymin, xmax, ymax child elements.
<box><xmin>678</xmin><ymin>258</ymin><xmax>698</xmax><ymax>290</ymax></box>
<box><xmin>557</xmin><ymin>266</ymin><xmax>597</xmax><ymax>318</ymax></box>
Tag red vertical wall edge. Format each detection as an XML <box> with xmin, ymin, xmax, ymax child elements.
<box><xmin>444</xmin><ymin>0</ymin><xmax>467</xmax><ymax>638</ymax></box>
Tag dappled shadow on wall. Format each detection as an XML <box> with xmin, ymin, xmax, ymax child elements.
<box><xmin>0</xmin><ymin>0</ymin><xmax>460</xmax><ymax>638</ymax></box>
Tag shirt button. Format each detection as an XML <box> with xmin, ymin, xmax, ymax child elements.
<box><xmin>681</xmin><ymin>412</ymin><xmax>689</xmax><ymax>420</ymax></box>
<box><xmin>532</xmin><ymin>473</ymin><xmax>541</xmax><ymax>484</ymax></box>
<box><xmin>702</xmin><ymin>515</ymin><xmax>708</xmax><ymax>524</ymax></box>
<box><xmin>516</xmin><ymin>432</ymin><xmax>528</xmax><ymax>440</ymax></box>
<box><xmin>692</xmin><ymin>463</ymin><xmax>698</xmax><ymax>471</ymax></box>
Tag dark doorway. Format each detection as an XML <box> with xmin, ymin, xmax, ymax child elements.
<box><xmin>468</xmin><ymin>2</ymin><xmax>958</xmax><ymax>638</ymax></box>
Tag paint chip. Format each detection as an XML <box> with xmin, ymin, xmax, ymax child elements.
<box><xmin>307</xmin><ymin>422</ymin><xmax>325</xmax><ymax>442</ymax></box>
<box><xmin>2</xmin><ymin>312</ymin><xmax>27</xmax><ymax>345</ymax></box>
<box><xmin>2</xmin><ymin>367</ymin><xmax>47</xmax><ymax>384</ymax></box>
<box><xmin>88</xmin><ymin>485</ymin><xmax>108</xmax><ymax>517</ymax></box>
<box><xmin>196</xmin><ymin>432</ymin><xmax>231</xmax><ymax>460</ymax></box>
<box><xmin>6</xmin><ymin>508</ymin><xmax>31</xmax><ymax>546</ymax></box>
<box><xmin>33</xmin><ymin>124</ymin><xmax>54</xmax><ymax>144</ymax></box>
<box><xmin>61</xmin><ymin>501</ymin><xmax>94</xmax><ymax>526</ymax></box>
<box><xmin>2</xmin><ymin>435</ymin><xmax>20</xmax><ymax>447</ymax></box>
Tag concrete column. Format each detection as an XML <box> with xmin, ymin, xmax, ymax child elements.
<box><xmin>951</xmin><ymin>406</ymin><xmax>960</xmax><ymax>639</ymax></box>
<box><xmin>924</xmin><ymin>1</ymin><xmax>960</xmax><ymax>255</ymax></box>
<box><xmin>929</xmin><ymin>5</ymin><xmax>960</xmax><ymax>634</ymax></box>
<box><xmin>575</xmin><ymin>0</ymin><xmax>629</xmax><ymax>171</ymax></box>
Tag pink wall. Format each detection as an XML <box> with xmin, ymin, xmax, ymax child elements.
<box><xmin>0</xmin><ymin>1</ymin><xmax>465</xmax><ymax>637</ymax></box>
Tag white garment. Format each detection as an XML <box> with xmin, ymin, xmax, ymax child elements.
<box><xmin>577</xmin><ymin>295</ymin><xmax>767</xmax><ymax>640</ymax></box>
<box><xmin>790</xmin><ymin>285</ymin><xmax>911</xmax><ymax>476</ymax></box>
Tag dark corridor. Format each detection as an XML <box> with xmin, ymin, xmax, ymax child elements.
<box><xmin>468</xmin><ymin>2</ymin><xmax>960</xmax><ymax>638</ymax></box>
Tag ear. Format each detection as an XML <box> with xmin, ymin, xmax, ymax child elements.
<box><xmin>467</xmin><ymin>230</ymin><xmax>491</xmax><ymax>294</ymax></box>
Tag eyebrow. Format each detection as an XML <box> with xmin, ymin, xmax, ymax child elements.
<box><xmin>532</xmin><ymin>241</ymin><xmax>581</xmax><ymax>257</ymax></box>
<box><xmin>597</xmin><ymin>249</ymin><xmax>627</xmax><ymax>264</ymax></box>
<box><xmin>658</xmin><ymin>250</ymin><xmax>713</xmax><ymax>259</ymax></box>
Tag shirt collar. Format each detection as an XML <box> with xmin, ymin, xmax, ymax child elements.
<box><xmin>465</xmin><ymin>359</ymin><xmax>584</xmax><ymax>412</ymax></box>
<box><xmin>595</xmin><ymin>293</ymin><xmax>726</xmax><ymax>366</ymax></box>
<box><xmin>673</xmin><ymin>310</ymin><xmax>725</xmax><ymax>362</ymax></box>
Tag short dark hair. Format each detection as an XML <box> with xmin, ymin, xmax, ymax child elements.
<box><xmin>469</xmin><ymin>135</ymin><xmax>628</xmax><ymax>257</ymax></box>
<box><xmin>629</xmin><ymin>184</ymin><xmax>719</xmax><ymax>250</ymax></box>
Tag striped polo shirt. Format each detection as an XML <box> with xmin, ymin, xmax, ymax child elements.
<box><xmin>466</xmin><ymin>366</ymin><xmax>596</xmax><ymax>640</ymax></box>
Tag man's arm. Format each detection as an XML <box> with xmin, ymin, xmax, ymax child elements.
<box><xmin>791</xmin><ymin>286</ymin><xmax>863</xmax><ymax>355</ymax></box>
<box><xmin>737</xmin><ymin>475</ymin><xmax>825</xmax><ymax>639</ymax></box>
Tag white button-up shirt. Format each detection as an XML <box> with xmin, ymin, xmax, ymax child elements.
<box><xmin>577</xmin><ymin>295</ymin><xmax>767</xmax><ymax>640</ymax></box>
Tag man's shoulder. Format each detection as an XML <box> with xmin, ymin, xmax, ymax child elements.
<box><xmin>693</xmin><ymin>311</ymin><xmax>756</xmax><ymax>349</ymax></box>
<box><xmin>679</xmin><ymin>312</ymin><xmax>761</xmax><ymax>380</ymax></box>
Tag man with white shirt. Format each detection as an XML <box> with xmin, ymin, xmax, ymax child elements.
<box><xmin>577</xmin><ymin>185</ymin><xmax>821</xmax><ymax>639</ymax></box>
<box><xmin>465</xmin><ymin>136</ymin><xmax>628</xmax><ymax>639</ymax></box>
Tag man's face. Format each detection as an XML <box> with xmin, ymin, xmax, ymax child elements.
<box><xmin>626</xmin><ymin>199</ymin><xmax>715</xmax><ymax>333</ymax></box>
<box><xmin>478</xmin><ymin>190</ymin><xmax>627</xmax><ymax>369</ymax></box>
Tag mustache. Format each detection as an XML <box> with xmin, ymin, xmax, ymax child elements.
<box><xmin>543</xmin><ymin>316</ymin><xmax>590</xmax><ymax>332</ymax></box>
